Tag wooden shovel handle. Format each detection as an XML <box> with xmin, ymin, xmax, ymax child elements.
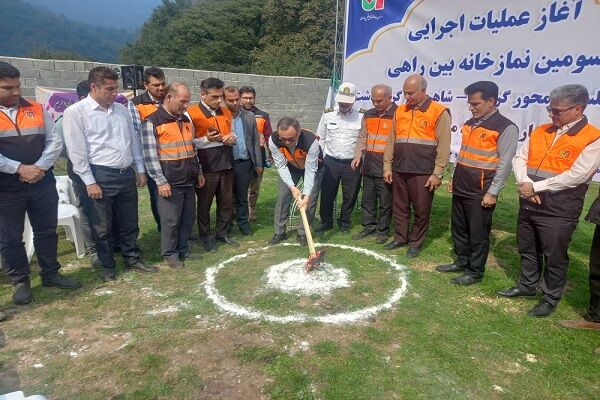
<box><xmin>298</xmin><ymin>205</ymin><xmax>317</xmax><ymax>255</ymax></box>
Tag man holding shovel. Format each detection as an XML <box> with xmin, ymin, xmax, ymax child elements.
<box><xmin>268</xmin><ymin>117</ymin><xmax>324</xmax><ymax>247</ymax></box>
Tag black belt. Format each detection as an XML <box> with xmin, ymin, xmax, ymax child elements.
<box><xmin>90</xmin><ymin>164</ymin><xmax>133</xmax><ymax>174</ymax></box>
<box><xmin>233</xmin><ymin>158</ymin><xmax>251</xmax><ymax>163</ymax></box>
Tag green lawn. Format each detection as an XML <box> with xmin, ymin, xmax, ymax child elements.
<box><xmin>0</xmin><ymin>162</ymin><xmax>598</xmax><ymax>399</ymax></box>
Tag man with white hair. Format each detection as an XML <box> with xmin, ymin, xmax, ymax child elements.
<box><xmin>498</xmin><ymin>84</ymin><xmax>600</xmax><ymax>318</ymax></box>
<box><xmin>315</xmin><ymin>82</ymin><xmax>364</xmax><ymax>233</ymax></box>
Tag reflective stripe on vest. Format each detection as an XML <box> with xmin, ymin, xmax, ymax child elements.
<box><xmin>0</xmin><ymin>103</ymin><xmax>45</xmax><ymax>137</ymax></box>
<box><xmin>156</xmin><ymin>121</ymin><xmax>195</xmax><ymax>161</ymax></box>
<box><xmin>457</xmin><ymin>125</ymin><xmax>500</xmax><ymax>170</ymax></box>
<box><xmin>365</xmin><ymin>116</ymin><xmax>393</xmax><ymax>154</ymax></box>
<box><xmin>136</xmin><ymin>103</ymin><xmax>159</xmax><ymax>121</ymax></box>
<box><xmin>527</xmin><ymin>122</ymin><xmax>600</xmax><ymax>178</ymax></box>
<box><xmin>394</xmin><ymin>100</ymin><xmax>446</xmax><ymax>146</ymax></box>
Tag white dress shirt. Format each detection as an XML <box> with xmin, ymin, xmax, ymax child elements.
<box><xmin>316</xmin><ymin>107</ymin><xmax>363</xmax><ymax>160</ymax></box>
<box><xmin>513</xmin><ymin>117</ymin><xmax>600</xmax><ymax>193</ymax></box>
<box><xmin>62</xmin><ymin>95</ymin><xmax>144</xmax><ymax>185</ymax></box>
<box><xmin>0</xmin><ymin>103</ymin><xmax>62</xmax><ymax>174</ymax></box>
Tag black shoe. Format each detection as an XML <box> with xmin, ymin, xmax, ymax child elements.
<box><xmin>239</xmin><ymin>225</ymin><xmax>251</xmax><ymax>236</ymax></box>
<box><xmin>269</xmin><ymin>233</ymin><xmax>288</xmax><ymax>245</ymax></box>
<box><xmin>90</xmin><ymin>253</ymin><xmax>102</xmax><ymax>268</ymax></box>
<box><xmin>101</xmin><ymin>268</ymin><xmax>116</xmax><ymax>282</ymax></box>
<box><xmin>42</xmin><ymin>273</ymin><xmax>82</xmax><ymax>289</ymax></box>
<box><xmin>202</xmin><ymin>240</ymin><xmax>217</xmax><ymax>252</ymax></box>
<box><xmin>384</xmin><ymin>240</ymin><xmax>406</xmax><ymax>250</ymax></box>
<box><xmin>126</xmin><ymin>260</ymin><xmax>159</xmax><ymax>273</ymax></box>
<box><xmin>496</xmin><ymin>286</ymin><xmax>536</xmax><ymax>298</ymax></box>
<box><xmin>297</xmin><ymin>234</ymin><xmax>308</xmax><ymax>246</ymax></box>
<box><xmin>339</xmin><ymin>225</ymin><xmax>350</xmax><ymax>233</ymax></box>
<box><xmin>449</xmin><ymin>274</ymin><xmax>482</xmax><ymax>286</ymax></box>
<box><xmin>165</xmin><ymin>256</ymin><xmax>184</xmax><ymax>270</ymax></box>
<box><xmin>435</xmin><ymin>263</ymin><xmax>464</xmax><ymax>273</ymax></box>
<box><xmin>528</xmin><ymin>300</ymin><xmax>556</xmax><ymax>317</ymax></box>
<box><xmin>407</xmin><ymin>246</ymin><xmax>420</xmax><ymax>258</ymax></box>
<box><xmin>584</xmin><ymin>312</ymin><xmax>600</xmax><ymax>324</ymax></box>
<box><xmin>179</xmin><ymin>251</ymin><xmax>201</xmax><ymax>261</ymax></box>
<box><xmin>216</xmin><ymin>236</ymin><xmax>240</xmax><ymax>246</ymax></box>
<box><xmin>315</xmin><ymin>225</ymin><xmax>333</xmax><ymax>234</ymax></box>
<box><xmin>13</xmin><ymin>280</ymin><xmax>32</xmax><ymax>305</ymax></box>
<box><xmin>375</xmin><ymin>233</ymin><xmax>389</xmax><ymax>244</ymax></box>
<box><xmin>352</xmin><ymin>228</ymin><xmax>376</xmax><ymax>240</ymax></box>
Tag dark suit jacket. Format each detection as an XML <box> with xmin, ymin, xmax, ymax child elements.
<box><xmin>237</xmin><ymin>108</ymin><xmax>263</xmax><ymax>168</ymax></box>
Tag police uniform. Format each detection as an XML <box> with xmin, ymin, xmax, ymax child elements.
<box><xmin>511</xmin><ymin>116</ymin><xmax>600</xmax><ymax>307</ymax></box>
<box><xmin>316</xmin><ymin>106</ymin><xmax>364</xmax><ymax>230</ymax></box>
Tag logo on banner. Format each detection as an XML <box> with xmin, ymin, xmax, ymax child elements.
<box><xmin>361</xmin><ymin>0</ymin><xmax>384</xmax><ymax>12</ymax></box>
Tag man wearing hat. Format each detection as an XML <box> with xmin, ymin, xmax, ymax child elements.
<box><xmin>315</xmin><ymin>82</ymin><xmax>364</xmax><ymax>233</ymax></box>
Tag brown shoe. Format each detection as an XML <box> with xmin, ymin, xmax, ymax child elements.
<box><xmin>165</xmin><ymin>256</ymin><xmax>184</xmax><ymax>269</ymax></box>
<box><xmin>557</xmin><ymin>319</ymin><xmax>600</xmax><ymax>331</ymax></box>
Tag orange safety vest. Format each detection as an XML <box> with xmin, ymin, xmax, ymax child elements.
<box><xmin>522</xmin><ymin>117</ymin><xmax>600</xmax><ymax>219</ymax></box>
<box><xmin>0</xmin><ymin>98</ymin><xmax>50</xmax><ymax>191</ymax></box>
<box><xmin>527</xmin><ymin>122</ymin><xmax>600</xmax><ymax>179</ymax></box>
<box><xmin>145</xmin><ymin>107</ymin><xmax>200</xmax><ymax>186</ymax></box>
<box><xmin>187</xmin><ymin>103</ymin><xmax>233</xmax><ymax>173</ymax></box>
<box><xmin>271</xmin><ymin>129</ymin><xmax>323</xmax><ymax>172</ymax></box>
<box><xmin>131</xmin><ymin>92</ymin><xmax>160</xmax><ymax>121</ymax></box>
<box><xmin>392</xmin><ymin>97</ymin><xmax>448</xmax><ymax>174</ymax></box>
<box><xmin>362</xmin><ymin>104</ymin><xmax>396</xmax><ymax>177</ymax></box>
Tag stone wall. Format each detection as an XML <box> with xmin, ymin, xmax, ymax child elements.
<box><xmin>0</xmin><ymin>56</ymin><xmax>330</xmax><ymax>132</ymax></box>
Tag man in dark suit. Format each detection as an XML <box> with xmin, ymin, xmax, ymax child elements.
<box><xmin>558</xmin><ymin>187</ymin><xmax>600</xmax><ymax>355</ymax></box>
<box><xmin>224</xmin><ymin>86</ymin><xmax>263</xmax><ymax>235</ymax></box>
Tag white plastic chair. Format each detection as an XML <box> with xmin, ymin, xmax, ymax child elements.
<box><xmin>0</xmin><ymin>391</ymin><xmax>47</xmax><ymax>400</ymax></box>
<box><xmin>24</xmin><ymin>176</ymin><xmax>87</xmax><ymax>262</ymax></box>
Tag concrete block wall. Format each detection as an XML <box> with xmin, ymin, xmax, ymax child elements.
<box><xmin>0</xmin><ymin>56</ymin><xmax>330</xmax><ymax>132</ymax></box>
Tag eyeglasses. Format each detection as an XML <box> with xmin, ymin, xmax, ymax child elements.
<box><xmin>279</xmin><ymin>136</ymin><xmax>297</xmax><ymax>143</ymax></box>
<box><xmin>546</xmin><ymin>105</ymin><xmax>578</xmax><ymax>115</ymax></box>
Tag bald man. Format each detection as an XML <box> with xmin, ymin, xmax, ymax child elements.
<box><xmin>352</xmin><ymin>84</ymin><xmax>396</xmax><ymax>244</ymax></box>
<box><xmin>383</xmin><ymin>74</ymin><xmax>452</xmax><ymax>258</ymax></box>
<box><xmin>140</xmin><ymin>82</ymin><xmax>204</xmax><ymax>269</ymax></box>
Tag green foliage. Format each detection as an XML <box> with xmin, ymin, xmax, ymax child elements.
<box><xmin>28</xmin><ymin>48</ymin><xmax>93</xmax><ymax>61</ymax></box>
<box><xmin>0</xmin><ymin>0</ymin><xmax>133</xmax><ymax>62</ymax></box>
<box><xmin>120</xmin><ymin>0</ymin><xmax>337</xmax><ymax>78</ymax></box>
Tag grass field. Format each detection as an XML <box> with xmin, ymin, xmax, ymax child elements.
<box><xmin>0</xmin><ymin>162</ymin><xmax>599</xmax><ymax>399</ymax></box>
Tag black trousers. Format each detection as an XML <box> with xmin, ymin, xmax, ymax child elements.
<box><xmin>147</xmin><ymin>176</ymin><xmax>161</xmax><ymax>232</ymax></box>
<box><xmin>156</xmin><ymin>185</ymin><xmax>195</xmax><ymax>258</ymax></box>
<box><xmin>392</xmin><ymin>172</ymin><xmax>434</xmax><ymax>248</ymax></box>
<box><xmin>516</xmin><ymin>209</ymin><xmax>578</xmax><ymax>306</ymax></box>
<box><xmin>232</xmin><ymin>159</ymin><xmax>254</xmax><ymax>232</ymax></box>
<box><xmin>319</xmin><ymin>155</ymin><xmax>361</xmax><ymax>228</ymax></box>
<box><xmin>0</xmin><ymin>182</ymin><xmax>61</xmax><ymax>284</ymax></box>
<box><xmin>86</xmin><ymin>165</ymin><xmax>142</xmax><ymax>269</ymax></box>
<box><xmin>196</xmin><ymin>169</ymin><xmax>234</xmax><ymax>241</ymax></box>
<box><xmin>588</xmin><ymin>225</ymin><xmax>600</xmax><ymax>320</ymax></box>
<box><xmin>451</xmin><ymin>194</ymin><xmax>495</xmax><ymax>279</ymax></box>
<box><xmin>361</xmin><ymin>174</ymin><xmax>392</xmax><ymax>234</ymax></box>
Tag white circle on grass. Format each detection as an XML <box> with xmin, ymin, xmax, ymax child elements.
<box><xmin>204</xmin><ymin>243</ymin><xmax>409</xmax><ymax>324</ymax></box>
<box><xmin>265</xmin><ymin>259</ymin><xmax>351</xmax><ymax>296</ymax></box>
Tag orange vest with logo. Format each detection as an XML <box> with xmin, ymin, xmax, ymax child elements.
<box><xmin>453</xmin><ymin>111</ymin><xmax>516</xmax><ymax>197</ymax></box>
<box><xmin>146</xmin><ymin>107</ymin><xmax>200</xmax><ymax>186</ymax></box>
<box><xmin>188</xmin><ymin>104</ymin><xmax>233</xmax><ymax>173</ymax></box>
<box><xmin>392</xmin><ymin>98</ymin><xmax>448</xmax><ymax>174</ymax></box>
<box><xmin>522</xmin><ymin>118</ymin><xmax>600</xmax><ymax>218</ymax></box>
<box><xmin>0</xmin><ymin>99</ymin><xmax>52</xmax><ymax>191</ymax></box>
